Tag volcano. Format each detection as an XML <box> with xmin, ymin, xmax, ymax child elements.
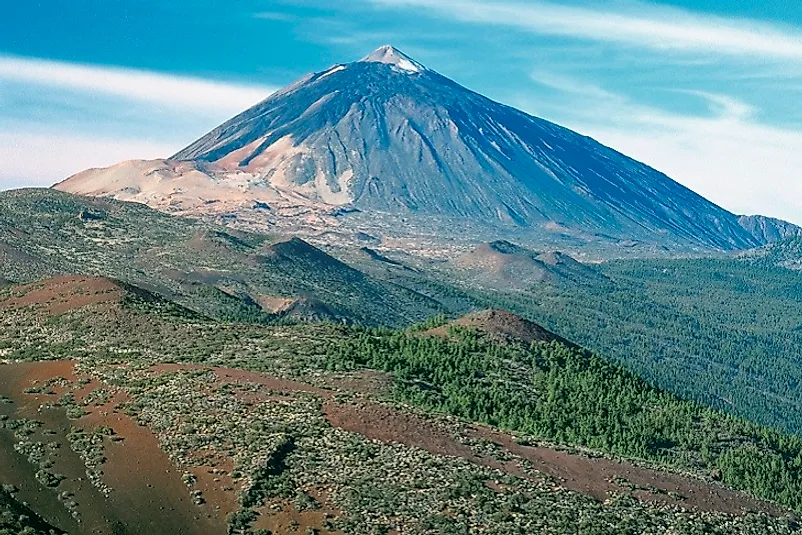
<box><xmin>56</xmin><ymin>45</ymin><xmax>766</xmax><ymax>251</ymax></box>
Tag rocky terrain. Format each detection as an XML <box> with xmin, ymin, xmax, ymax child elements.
<box><xmin>737</xmin><ymin>215</ymin><xmax>802</xmax><ymax>244</ymax></box>
<box><xmin>9</xmin><ymin>187</ymin><xmax>802</xmax><ymax>439</ymax></box>
<box><xmin>453</xmin><ymin>240</ymin><xmax>609</xmax><ymax>289</ymax></box>
<box><xmin>0</xmin><ymin>188</ymin><xmax>459</xmax><ymax>327</ymax></box>
<box><xmin>2</xmin><ymin>274</ymin><xmax>802</xmax><ymax>534</ymax></box>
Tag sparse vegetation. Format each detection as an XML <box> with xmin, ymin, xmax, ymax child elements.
<box><xmin>5</xmin><ymin>189</ymin><xmax>802</xmax><ymax>533</ymax></box>
<box><xmin>0</xmin><ymin>484</ymin><xmax>64</xmax><ymax>534</ymax></box>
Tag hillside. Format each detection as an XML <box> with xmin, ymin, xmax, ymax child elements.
<box><xmin>454</xmin><ymin>240</ymin><xmax>608</xmax><ymax>289</ymax></box>
<box><xmin>743</xmin><ymin>235</ymin><xmax>802</xmax><ymax>270</ymax></box>
<box><xmin>738</xmin><ymin>215</ymin><xmax>802</xmax><ymax>244</ymax></box>
<box><xmin>7</xmin><ymin>189</ymin><xmax>802</xmax><ymax>443</ymax></box>
<box><xmin>466</xmin><ymin>256</ymin><xmax>802</xmax><ymax>438</ymax></box>
<box><xmin>0</xmin><ymin>275</ymin><xmax>200</xmax><ymax>320</ymax></box>
<box><xmin>0</xmin><ymin>278</ymin><xmax>802</xmax><ymax>535</ymax></box>
<box><xmin>56</xmin><ymin>46</ymin><xmax>768</xmax><ymax>252</ymax></box>
<box><xmin>6</xmin><ymin>188</ymin><xmax>802</xmax><ymax>441</ymax></box>
<box><xmin>0</xmin><ymin>188</ymin><xmax>452</xmax><ymax>326</ymax></box>
<box><xmin>426</xmin><ymin>308</ymin><xmax>572</xmax><ymax>346</ymax></box>
<box><xmin>0</xmin><ymin>283</ymin><xmax>800</xmax><ymax>533</ymax></box>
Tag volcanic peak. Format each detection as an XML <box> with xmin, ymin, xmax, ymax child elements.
<box><xmin>360</xmin><ymin>45</ymin><xmax>426</xmax><ymax>73</ymax></box>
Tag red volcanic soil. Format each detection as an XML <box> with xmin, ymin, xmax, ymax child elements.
<box><xmin>0</xmin><ymin>361</ymin><xmax>224</xmax><ymax>535</ymax></box>
<box><xmin>324</xmin><ymin>400</ymin><xmax>476</xmax><ymax>460</ymax></box>
<box><xmin>148</xmin><ymin>364</ymin><xmax>344</xmax><ymax>534</ymax></box>
<box><xmin>1</xmin><ymin>359</ymin><xmax>783</xmax><ymax>535</ymax></box>
<box><xmin>323</xmin><ymin>399</ymin><xmax>783</xmax><ymax>516</ymax></box>
<box><xmin>469</xmin><ymin>427</ymin><xmax>784</xmax><ymax>516</ymax></box>
<box><xmin>0</xmin><ymin>366</ymin><xmax>82</xmax><ymax>533</ymax></box>
<box><xmin>147</xmin><ymin>363</ymin><xmax>786</xmax><ymax>517</ymax></box>
<box><xmin>0</xmin><ymin>276</ymin><xmax>125</xmax><ymax>315</ymax></box>
<box><xmin>250</xmin><ymin>492</ymin><xmax>342</xmax><ymax>535</ymax></box>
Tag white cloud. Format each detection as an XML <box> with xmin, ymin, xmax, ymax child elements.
<box><xmin>368</xmin><ymin>0</ymin><xmax>802</xmax><ymax>222</ymax></box>
<box><xmin>0</xmin><ymin>130</ymin><xmax>178</xmax><ymax>189</ymax></box>
<box><xmin>675</xmin><ymin>90</ymin><xmax>756</xmax><ymax>121</ymax></box>
<box><xmin>0</xmin><ymin>55</ymin><xmax>277</xmax><ymax>113</ymax></box>
<box><xmin>371</xmin><ymin>0</ymin><xmax>802</xmax><ymax>60</ymax></box>
<box><xmin>528</xmin><ymin>72</ymin><xmax>629</xmax><ymax>108</ymax></box>
<box><xmin>0</xmin><ymin>56</ymin><xmax>279</xmax><ymax>189</ymax></box>
<box><xmin>522</xmin><ymin>75</ymin><xmax>802</xmax><ymax>224</ymax></box>
<box><xmin>589</xmin><ymin>122</ymin><xmax>802</xmax><ymax>224</ymax></box>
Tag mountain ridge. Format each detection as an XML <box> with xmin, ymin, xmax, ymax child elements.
<box><xmin>0</xmin><ymin>188</ymin><xmax>452</xmax><ymax>327</ymax></box>
<box><xmin>737</xmin><ymin>214</ymin><xmax>802</xmax><ymax>244</ymax></box>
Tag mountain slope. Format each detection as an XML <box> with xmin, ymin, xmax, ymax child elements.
<box><xmin>57</xmin><ymin>46</ymin><xmax>761</xmax><ymax>251</ymax></box>
<box><xmin>454</xmin><ymin>240</ymin><xmax>608</xmax><ymax>289</ymax></box>
<box><xmin>738</xmin><ymin>215</ymin><xmax>802</xmax><ymax>244</ymax></box>
<box><xmin>0</xmin><ymin>188</ymin><xmax>449</xmax><ymax>326</ymax></box>
<box><xmin>472</xmin><ymin>255</ymin><xmax>802</xmax><ymax>438</ymax></box>
<box><xmin>426</xmin><ymin>308</ymin><xmax>573</xmax><ymax>345</ymax></box>
<box><xmin>743</xmin><ymin>235</ymin><xmax>802</xmax><ymax>270</ymax></box>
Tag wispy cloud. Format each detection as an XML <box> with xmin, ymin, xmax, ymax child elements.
<box><xmin>363</xmin><ymin>0</ymin><xmax>802</xmax><ymax>222</ymax></box>
<box><xmin>529</xmin><ymin>72</ymin><xmax>626</xmax><ymax>105</ymax></box>
<box><xmin>676</xmin><ymin>90</ymin><xmax>756</xmax><ymax>121</ymax></box>
<box><xmin>0</xmin><ymin>55</ymin><xmax>277</xmax><ymax>113</ymax></box>
<box><xmin>253</xmin><ymin>11</ymin><xmax>298</xmax><ymax>22</ymax></box>
<box><xmin>0</xmin><ymin>56</ymin><xmax>279</xmax><ymax>189</ymax></box>
<box><xmin>370</xmin><ymin>0</ymin><xmax>802</xmax><ymax>60</ymax></box>
<box><xmin>589</xmin><ymin>118</ymin><xmax>802</xmax><ymax>223</ymax></box>
<box><xmin>522</xmin><ymin>73</ymin><xmax>802</xmax><ymax>223</ymax></box>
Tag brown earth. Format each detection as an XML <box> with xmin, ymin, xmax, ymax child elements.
<box><xmin>472</xmin><ymin>426</ymin><xmax>785</xmax><ymax>515</ymax></box>
<box><xmin>0</xmin><ymin>276</ymin><xmax>125</xmax><ymax>315</ymax></box>
<box><xmin>148</xmin><ymin>363</ymin><xmax>788</xmax><ymax>517</ymax></box>
<box><xmin>254</xmin><ymin>294</ymin><xmax>297</xmax><ymax>314</ymax></box>
<box><xmin>0</xmin><ymin>362</ymin><xmax>85</xmax><ymax>533</ymax></box>
<box><xmin>0</xmin><ymin>361</ymin><xmax>224</xmax><ymax>535</ymax></box>
<box><xmin>1</xmin><ymin>359</ymin><xmax>786</xmax><ymax>535</ymax></box>
<box><xmin>251</xmin><ymin>491</ymin><xmax>342</xmax><ymax>535</ymax></box>
<box><xmin>323</xmin><ymin>399</ymin><xmax>784</xmax><ymax>516</ymax></box>
<box><xmin>186</xmin><ymin>229</ymin><xmax>242</xmax><ymax>254</ymax></box>
<box><xmin>454</xmin><ymin>241</ymin><xmax>550</xmax><ymax>280</ymax></box>
<box><xmin>148</xmin><ymin>364</ymin><xmax>343</xmax><ymax>534</ymax></box>
<box><xmin>426</xmin><ymin>308</ymin><xmax>571</xmax><ymax>346</ymax></box>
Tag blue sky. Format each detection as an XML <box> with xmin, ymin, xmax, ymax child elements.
<box><xmin>2</xmin><ymin>0</ymin><xmax>802</xmax><ymax>222</ymax></box>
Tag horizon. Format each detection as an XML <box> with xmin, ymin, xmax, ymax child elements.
<box><xmin>2</xmin><ymin>1</ymin><xmax>802</xmax><ymax>223</ymax></box>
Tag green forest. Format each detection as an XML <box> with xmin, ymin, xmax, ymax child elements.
<box><xmin>465</xmin><ymin>257</ymin><xmax>802</xmax><ymax>435</ymax></box>
<box><xmin>325</xmin><ymin>325</ymin><xmax>802</xmax><ymax>512</ymax></box>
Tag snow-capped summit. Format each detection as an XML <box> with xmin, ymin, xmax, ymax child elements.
<box><xmin>360</xmin><ymin>45</ymin><xmax>426</xmax><ymax>73</ymax></box>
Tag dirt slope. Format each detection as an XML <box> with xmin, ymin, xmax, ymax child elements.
<box><xmin>0</xmin><ymin>361</ymin><xmax>223</xmax><ymax>535</ymax></box>
<box><xmin>427</xmin><ymin>308</ymin><xmax>572</xmax><ymax>346</ymax></box>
